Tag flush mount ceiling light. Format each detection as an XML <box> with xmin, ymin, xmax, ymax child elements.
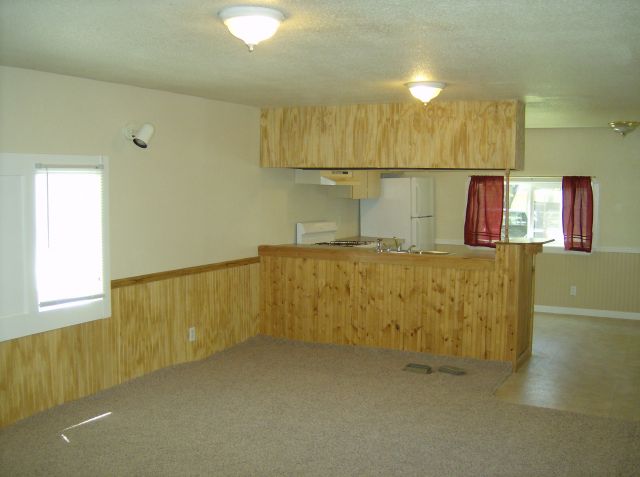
<box><xmin>218</xmin><ymin>6</ymin><xmax>285</xmax><ymax>52</ymax></box>
<box><xmin>405</xmin><ymin>81</ymin><xmax>446</xmax><ymax>104</ymax></box>
<box><xmin>609</xmin><ymin>121</ymin><xmax>639</xmax><ymax>137</ymax></box>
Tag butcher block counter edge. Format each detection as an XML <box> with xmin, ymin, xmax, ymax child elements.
<box><xmin>258</xmin><ymin>244</ymin><xmax>494</xmax><ymax>270</ymax></box>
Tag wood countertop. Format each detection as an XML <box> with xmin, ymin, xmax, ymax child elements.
<box><xmin>258</xmin><ymin>239</ymin><xmax>549</xmax><ymax>269</ymax></box>
<box><xmin>258</xmin><ymin>244</ymin><xmax>495</xmax><ymax>270</ymax></box>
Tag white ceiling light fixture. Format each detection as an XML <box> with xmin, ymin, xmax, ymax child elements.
<box><xmin>405</xmin><ymin>81</ymin><xmax>446</xmax><ymax>104</ymax></box>
<box><xmin>609</xmin><ymin>121</ymin><xmax>639</xmax><ymax>137</ymax></box>
<box><xmin>218</xmin><ymin>6</ymin><xmax>285</xmax><ymax>52</ymax></box>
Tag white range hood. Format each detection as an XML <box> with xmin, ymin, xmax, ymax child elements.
<box><xmin>294</xmin><ymin>169</ymin><xmax>360</xmax><ymax>186</ymax></box>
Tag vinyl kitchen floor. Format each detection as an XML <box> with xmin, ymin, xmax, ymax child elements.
<box><xmin>495</xmin><ymin>313</ymin><xmax>640</xmax><ymax>421</ymax></box>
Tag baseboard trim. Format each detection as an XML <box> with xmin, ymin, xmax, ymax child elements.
<box><xmin>534</xmin><ymin>305</ymin><xmax>640</xmax><ymax>321</ymax></box>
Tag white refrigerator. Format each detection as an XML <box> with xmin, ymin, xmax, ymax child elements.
<box><xmin>360</xmin><ymin>177</ymin><xmax>435</xmax><ymax>250</ymax></box>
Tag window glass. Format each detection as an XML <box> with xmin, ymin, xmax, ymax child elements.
<box><xmin>503</xmin><ymin>180</ymin><xmax>564</xmax><ymax>243</ymax></box>
<box><xmin>35</xmin><ymin>169</ymin><xmax>104</xmax><ymax>309</ymax></box>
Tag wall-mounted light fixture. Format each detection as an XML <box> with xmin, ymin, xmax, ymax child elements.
<box><xmin>609</xmin><ymin>121</ymin><xmax>639</xmax><ymax>137</ymax></box>
<box><xmin>218</xmin><ymin>6</ymin><xmax>285</xmax><ymax>52</ymax></box>
<box><xmin>123</xmin><ymin>123</ymin><xmax>155</xmax><ymax>149</ymax></box>
<box><xmin>405</xmin><ymin>81</ymin><xmax>446</xmax><ymax>104</ymax></box>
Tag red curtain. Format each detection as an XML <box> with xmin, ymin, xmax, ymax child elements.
<box><xmin>464</xmin><ymin>176</ymin><xmax>504</xmax><ymax>248</ymax></box>
<box><xmin>562</xmin><ymin>176</ymin><xmax>593</xmax><ymax>252</ymax></box>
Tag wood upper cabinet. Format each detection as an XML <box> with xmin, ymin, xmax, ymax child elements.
<box><xmin>260</xmin><ymin>100</ymin><xmax>525</xmax><ymax>169</ymax></box>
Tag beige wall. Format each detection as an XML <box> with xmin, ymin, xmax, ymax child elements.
<box><xmin>0</xmin><ymin>66</ymin><xmax>359</xmax><ymax>279</ymax></box>
<box><xmin>523</xmin><ymin>128</ymin><xmax>640</xmax><ymax>248</ymax></box>
<box><xmin>1</xmin><ymin>66</ymin><xmax>637</xmax><ymax>311</ymax></box>
<box><xmin>428</xmin><ymin>128</ymin><xmax>640</xmax><ymax>314</ymax></box>
<box><xmin>431</xmin><ymin>128</ymin><xmax>640</xmax><ymax>248</ymax></box>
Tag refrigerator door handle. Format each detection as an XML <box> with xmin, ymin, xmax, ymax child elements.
<box><xmin>411</xmin><ymin>179</ymin><xmax>419</xmax><ymax>217</ymax></box>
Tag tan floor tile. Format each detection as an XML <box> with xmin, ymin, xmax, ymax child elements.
<box><xmin>496</xmin><ymin>313</ymin><xmax>640</xmax><ymax>421</ymax></box>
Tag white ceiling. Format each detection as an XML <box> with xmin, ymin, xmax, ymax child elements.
<box><xmin>1</xmin><ymin>0</ymin><xmax>639</xmax><ymax>127</ymax></box>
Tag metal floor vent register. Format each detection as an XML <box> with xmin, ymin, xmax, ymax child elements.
<box><xmin>438</xmin><ymin>365</ymin><xmax>466</xmax><ymax>376</ymax></box>
<box><xmin>403</xmin><ymin>363</ymin><xmax>466</xmax><ymax>375</ymax></box>
<box><xmin>403</xmin><ymin>363</ymin><xmax>432</xmax><ymax>374</ymax></box>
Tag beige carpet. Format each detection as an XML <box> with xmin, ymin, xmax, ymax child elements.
<box><xmin>1</xmin><ymin>336</ymin><xmax>639</xmax><ymax>476</ymax></box>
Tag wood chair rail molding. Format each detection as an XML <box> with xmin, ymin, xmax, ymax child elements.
<box><xmin>111</xmin><ymin>257</ymin><xmax>260</xmax><ymax>288</ymax></box>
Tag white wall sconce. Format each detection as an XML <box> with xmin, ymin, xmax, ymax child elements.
<box><xmin>218</xmin><ymin>6</ymin><xmax>285</xmax><ymax>52</ymax></box>
<box><xmin>405</xmin><ymin>81</ymin><xmax>446</xmax><ymax>104</ymax></box>
<box><xmin>123</xmin><ymin>123</ymin><xmax>155</xmax><ymax>149</ymax></box>
<box><xmin>609</xmin><ymin>121</ymin><xmax>639</xmax><ymax>137</ymax></box>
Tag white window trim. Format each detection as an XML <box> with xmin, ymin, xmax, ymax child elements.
<box><xmin>0</xmin><ymin>153</ymin><xmax>110</xmax><ymax>342</ymax></box>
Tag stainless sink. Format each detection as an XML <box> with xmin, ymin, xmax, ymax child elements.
<box><xmin>413</xmin><ymin>250</ymin><xmax>451</xmax><ymax>255</ymax></box>
<box><xmin>382</xmin><ymin>250</ymin><xmax>451</xmax><ymax>255</ymax></box>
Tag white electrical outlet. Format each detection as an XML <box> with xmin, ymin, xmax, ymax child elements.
<box><xmin>188</xmin><ymin>326</ymin><xmax>196</xmax><ymax>342</ymax></box>
<box><xmin>569</xmin><ymin>285</ymin><xmax>577</xmax><ymax>296</ymax></box>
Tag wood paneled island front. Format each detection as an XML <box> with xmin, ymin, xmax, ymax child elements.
<box><xmin>259</xmin><ymin>242</ymin><xmax>545</xmax><ymax>370</ymax></box>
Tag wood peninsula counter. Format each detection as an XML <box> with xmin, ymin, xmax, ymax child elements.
<box><xmin>259</xmin><ymin>241</ymin><xmax>548</xmax><ymax>370</ymax></box>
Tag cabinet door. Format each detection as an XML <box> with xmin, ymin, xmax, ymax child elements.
<box><xmin>260</xmin><ymin>101</ymin><xmax>524</xmax><ymax>169</ymax></box>
<box><xmin>350</xmin><ymin>171</ymin><xmax>381</xmax><ymax>199</ymax></box>
<box><xmin>390</xmin><ymin>101</ymin><xmax>524</xmax><ymax>169</ymax></box>
<box><xmin>261</xmin><ymin>106</ymin><xmax>365</xmax><ymax>168</ymax></box>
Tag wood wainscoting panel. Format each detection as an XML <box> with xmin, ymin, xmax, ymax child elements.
<box><xmin>535</xmin><ymin>251</ymin><xmax>640</xmax><ymax>314</ymax></box>
<box><xmin>1</xmin><ymin>258</ymin><xmax>260</xmax><ymax>428</ymax></box>
<box><xmin>0</xmin><ymin>317</ymin><xmax>118</xmax><ymax>428</ymax></box>
<box><xmin>317</xmin><ymin>260</ymin><xmax>355</xmax><ymax>345</ymax></box>
<box><xmin>115</xmin><ymin>277</ymin><xmax>188</xmax><ymax>382</ymax></box>
<box><xmin>259</xmin><ymin>252</ymin><xmax>508</xmax><ymax>361</ymax></box>
<box><xmin>114</xmin><ymin>262</ymin><xmax>261</xmax><ymax>383</ymax></box>
<box><xmin>259</xmin><ymin>244</ymin><xmax>541</xmax><ymax>367</ymax></box>
<box><xmin>495</xmin><ymin>243</ymin><xmax>542</xmax><ymax>367</ymax></box>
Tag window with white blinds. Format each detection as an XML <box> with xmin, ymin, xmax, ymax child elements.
<box><xmin>0</xmin><ymin>154</ymin><xmax>110</xmax><ymax>342</ymax></box>
<box><xmin>35</xmin><ymin>165</ymin><xmax>105</xmax><ymax>309</ymax></box>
